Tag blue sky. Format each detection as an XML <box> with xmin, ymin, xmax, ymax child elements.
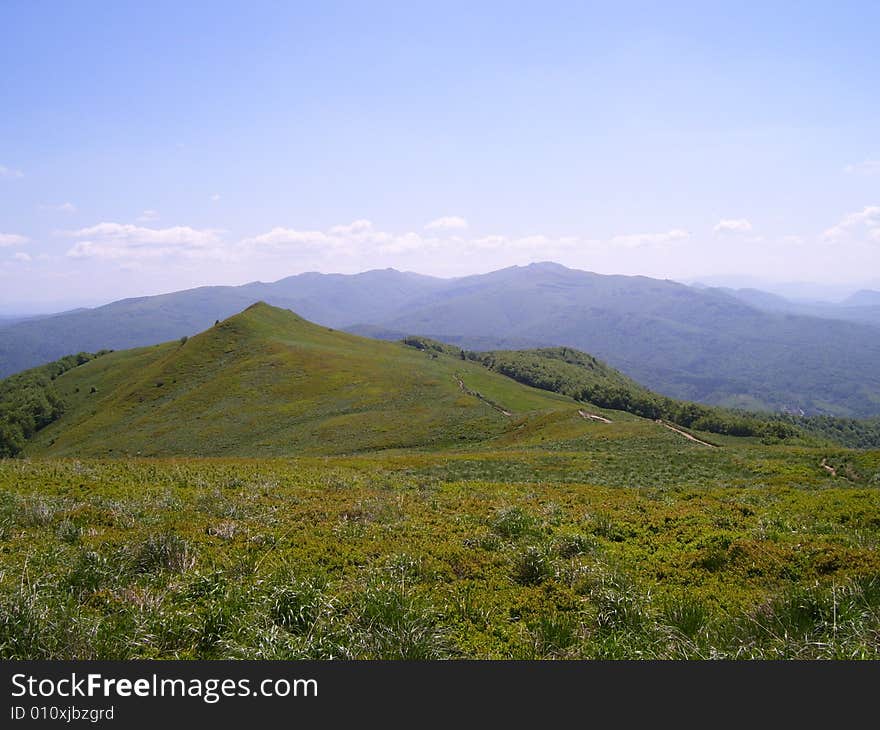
<box><xmin>1</xmin><ymin>1</ymin><xmax>879</xmax><ymax>311</ymax></box>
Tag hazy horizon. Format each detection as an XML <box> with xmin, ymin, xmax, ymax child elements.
<box><xmin>1</xmin><ymin>260</ymin><xmax>877</xmax><ymax>316</ymax></box>
<box><xmin>2</xmin><ymin>3</ymin><xmax>879</xmax><ymax>311</ymax></box>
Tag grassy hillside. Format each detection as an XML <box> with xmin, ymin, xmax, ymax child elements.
<box><xmin>4</xmin><ymin>263</ymin><xmax>880</xmax><ymax>418</ymax></box>
<box><xmin>7</xmin><ymin>305</ymin><xmax>879</xmax><ymax>459</ymax></box>
<box><xmin>23</xmin><ymin>303</ymin><xmax>586</xmax><ymax>458</ymax></box>
<box><xmin>464</xmin><ymin>348</ymin><xmax>804</xmax><ymax>441</ymax></box>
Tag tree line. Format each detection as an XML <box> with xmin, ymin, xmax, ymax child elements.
<box><xmin>0</xmin><ymin>351</ymin><xmax>109</xmax><ymax>456</ymax></box>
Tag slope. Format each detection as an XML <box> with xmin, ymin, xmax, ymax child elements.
<box><xmin>24</xmin><ymin>303</ymin><xmax>589</xmax><ymax>458</ymax></box>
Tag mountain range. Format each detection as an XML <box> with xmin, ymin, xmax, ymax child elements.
<box><xmin>2</xmin><ymin>262</ymin><xmax>879</xmax><ymax>417</ymax></box>
<box><xmin>714</xmin><ymin>287</ymin><xmax>880</xmax><ymax>327</ymax></box>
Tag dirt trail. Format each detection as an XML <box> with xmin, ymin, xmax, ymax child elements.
<box><xmin>820</xmin><ymin>458</ymin><xmax>837</xmax><ymax>477</ymax></box>
<box><xmin>456</xmin><ymin>377</ymin><xmax>512</xmax><ymax>417</ymax></box>
<box><xmin>578</xmin><ymin>409</ymin><xmax>612</xmax><ymax>424</ymax></box>
<box><xmin>657</xmin><ymin>420</ymin><xmax>717</xmax><ymax>447</ymax></box>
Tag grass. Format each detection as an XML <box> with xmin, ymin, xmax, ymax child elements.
<box><xmin>0</xmin><ymin>451</ymin><xmax>878</xmax><ymax>659</ymax></box>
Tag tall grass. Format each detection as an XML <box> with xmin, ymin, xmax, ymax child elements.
<box><xmin>1</xmin><ymin>457</ymin><xmax>879</xmax><ymax>659</ymax></box>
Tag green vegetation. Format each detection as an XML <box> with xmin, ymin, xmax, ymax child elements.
<box><xmin>1</xmin><ymin>302</ymin><xmax>878</xmax><ymax>660</ymax></box>
<box><xmin>19</xmin><ymin>303</ymin><xmax>579</xmax><ymax>458</ymax></box>
<box><xmin>778</xmin><ymin>415</ymin><xmax>880</xmax><ymax>450</ymax></box>
<box><xmin>395</xmin><ymin>340</ymin><xmax>880</xmax><ymax>448</ymax></box>
<box><xmin>0</xmin><ymin>451</ymin><xmax>878</xmax><ymax>659</ymax></box>
<box><xmin>465</xmin><ymin>347</ymin><xmax>802</xmax><ymax>442</ymax></box>
<box><xmin>0</xmin><ymin>351</ymin><xmax>109</xmax><ymax>457</ymax></box>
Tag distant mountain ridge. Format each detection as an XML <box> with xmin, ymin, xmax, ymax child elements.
<box><xmin>716</xmin><ymin>286</ymin><xmax>880</xmax><ymax>327</ymax></box>
<box><xmin>2</xmin><ymin>262</ymin><xmax>880</xmax><ymax>417</ymax></box>
<box><xmin>843</xmin><ymin>289</ymin><xmax>880</xmax><ymax>307</ymax></box>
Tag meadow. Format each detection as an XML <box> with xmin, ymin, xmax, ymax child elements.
<box><xmin>2</xmin><ymin>442</ymin><xmax>878</xmax><ymax>660</ymax></box>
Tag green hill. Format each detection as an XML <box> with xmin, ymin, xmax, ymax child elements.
<box><xmin>7</xmin><ymin>303</ymin><xmax>880</xmax><ymax>457</ymax></box>
<box><xmin>20</xmin><ymin>303</ymin><xmax>591</xmax><ymax>458</ymax></box>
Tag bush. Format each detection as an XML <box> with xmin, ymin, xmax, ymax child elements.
<box><xmin>589</xmin><ymin>573</ymin><xmax>649</xmax><ymax>632</ymax></box>
<box><xmin>555</xmin><ymin>533</ymin><xmax>598</xmax><ymax>558</ymax></box>
<box><xmin>0</xmin><ymin>591</ymin><xmax>47</xmax><ymax>659</ymax></box>
<box><xmin>490</xmin><ymin>506</ymin><xmax>534</xmax><ymax>539</ymax></box>
<box><xmin>529</xmin><ymin>611</ymin><xmax>582</xmax><ymax>657</ymax></box>
<box><xmin>269</xmin><ymin>580</ymin><xmax>326</xmax><ymax>635</ymax></box>
<box><xmin>661</xmin><ymin>596</ymin><xmax>708</xmax><ymax>638</ymax></box>
<box><xmin>0</xmin><ymin>351</ymin><xmax>107</xmax><ymax>456</ymax></box>
<box><xmin>346</xmin><ymin>582</ymin><xmax>451</xmax><ymax>660</ymax></box>
<box><xmin>512</xmin><ymin>546</ymin><xmax>551</xmax><ymax>586</ymax></box>
<box><xmin>130</xmin><ymin>532</ymin><xmax>194</xmax><ymax>574</ymax></box>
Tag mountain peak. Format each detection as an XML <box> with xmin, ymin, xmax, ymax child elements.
<box><xmin>526</xmin><ymin>261</ymin><xmax>569</xmax><ymax>271</ymax></box>
<box><xmin>243</xmin><ymin>300</ymin><xmax>271</xmax><ymax>311</ymax></box>
<box><xmin>217</xmin><ymin>301</ymin><xmax>312</xmax><ymax>336</ymax></box>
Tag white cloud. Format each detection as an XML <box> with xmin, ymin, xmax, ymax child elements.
<box><xmin>610</xmin><ymin>229</ymin><xmax>690</xmax><ymax>248</ymax></box>
<box><xmin>0</xmin><ymin>233</ymin><xmax>29</xmax><ymax>247</ymax></box>
<box><xmin>377</xmin><ymin>232</ymin><xmax>427</xmax><ymax>254</ymax></box>
<box><xmin>0</xmin><ymin>165</ymin><xmax>23</xmax><ymax>179</ymax></box>
<box><xmin>61</xmin><ymin>215</ymin><xmax>700</xmax><ymax>275</ymax></box>
<box><xmin>329</xmin><ymin>219</ymin><xmax>373</xmax><ymax>235</ymax></box>
<box><xmin>239</xmin><ymin>220</ymin><xmax>691</xmax><ymax>266</ymax></box>
<box><xmin>472</xmin><ymin>235</ymin><xmax>507</xmax><ymax>250</ymax></box>
<box><xmin>470</xmin><ymin>234</ymin><xmax>575</xmax><ymax>251</ymax></box>
<box><xmin>136</xmin><ymin>209</ymin><xmax>160</xmax><ymax>222</ymax></box>
<box><xmin>713</xmin><ymin>219</ymin><xmax>753</xmax><ymax>235</ymax></box>
<box><xmin>210</xmin><ymin>193</ymin><xmax>221</xmax><ymax>202</ymax></box>
<box><xmin>241</xmin><ymin>221</ymin><xmax>429</xmax><ymax>257</ymax></box>
<box><xmin>66</xmin><ymin>222</ymin><xmax>224</xmax><ymax>260</ymax></box>
<box><xmin>240</xmin><ymin>227</ymin><xmax>332</xmax><ymax>250</ymax></box>
<box><xmin>511</xmin><ymin>234</ymin><xmax>550</xmax><ymax>250</ymax></box>
<box><xmin>425</xmin><ymin>216</ymin><xmax>468</xmax><ymax>231</ymax></box>
<box><xmin>844</xmin><ymin>160</ymin><xmax>880</xmax><ymax>175</ymax></box>
<box><xmin>823</xmin><ymin>206</ymin><xmax>880</xmax><ymax>242</ymax></box>
<box><xmin>13</xmin><ymin>252</ymin><xmax>31</xmax><ymax>263</ymax></box>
